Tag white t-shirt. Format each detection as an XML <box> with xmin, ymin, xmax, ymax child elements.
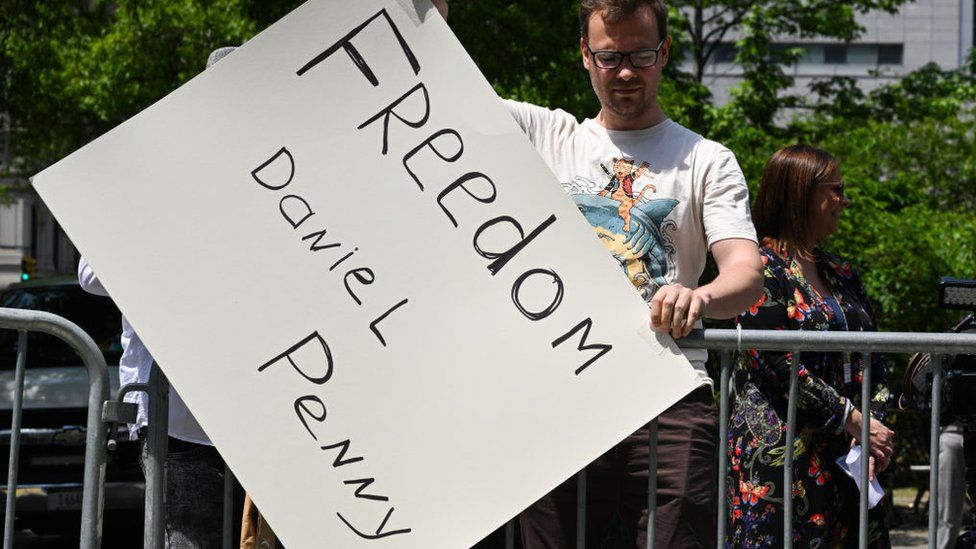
<box><xmin>506</xmin><ymin>100</ymin><xmax>757</xmax><ymax>382</ymax></box>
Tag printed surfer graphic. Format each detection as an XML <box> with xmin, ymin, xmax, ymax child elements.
<box><xmin>570</xmin><ymin>158</ymin><xmax>678</xmax><ymax>301</ymax></box>
<box><xmin>598</xmin><ymin>158</ymin><xmax>658</xmax><ymax>231</ymax></box>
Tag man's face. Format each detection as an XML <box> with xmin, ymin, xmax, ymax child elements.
<box><xmin>581</xmin><ymin>6</ymin><xmax>670</xmax><ymax>130</ymax></box>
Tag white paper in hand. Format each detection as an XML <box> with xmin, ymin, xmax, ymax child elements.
<box><xmin>834</xmin><ymin>444</ymin><xmax>885</xmax><ymax>508</ymax></box>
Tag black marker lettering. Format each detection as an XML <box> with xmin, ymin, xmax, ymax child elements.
<box><xmin>302</xmin><ymin>228</ymin><xmax>341</xmax><ymax>251</ymax></box>
<box><xmin>473</xmin><ymin>214</ymin><xmax>558</xmax><ymax>275</ymax></box>
<box><xmin>337</xmin><ymin>507</ymin><xmax>412</xmax><ymax>539</ymax></box>
<box><xmin>511</xmin><ymin>268</ymin><xmax>564</xmax><ymax>321</ymax></box>
<box><xmin>294</xmin><ymin>395</ymin><xmax>326</xmax><ymax>441</ymax></box>
<box><xmin>329</xmin><ymin>248</ymin><xmax>359</xmax><ymax>272</ymax></box>
<box><xmin>436</xmin><ymin>172</ymin><xmax>497</xmax><ymax>228</ymax></box>
<box><xmin>358</xmin><ymin>83</ymin><xmax>430</xmax><ymax>155</ymax></box>
<box><xmin>552</xmin><ymin>318</ymin><xmax>613</xmax><ymax>375</ymax></box>
<box><xmin>297</xmin><ymin>9</ymin><xmax>420</xmax><ymax>85</ymax></box>
<box><xmin>401</xmin><ymin>128</ymin><xmax>464</xmax><ymax>191</ymax></box>
<box><xmin>369</xmin><ymin>298</ymin><xmax>409</xmax><ymax>347</ymax></box>
<box><xmin>344</xmin><ymin>478</ymin><xmax>389</xmax><ymax>502</ymax></box>
<box><xmin>343</xmin><ymin>267</ymin><xmax>375</xmax><ymax>306</ymax></box>
<box><xmin>251</xmin><ymin>147</ymin><xmax>294</xmax><ymax>190</ymax></box>
<box><xmin>257</xmin><ymin>331</ymin><xmax>334</xmax><ymax>385</ymax></box>
<box><xmin>279</xmin><ymin>195</ymin><xmax>315</xmax><ymax>229</ymax></box>
<box><xmin>320</xmin><ymin>440</ymin><xmax>365</xmax><ymax>468</ymax></box>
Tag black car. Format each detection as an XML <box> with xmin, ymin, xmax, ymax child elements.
<box><xmin>0</xmin><ymin>277</ymin><xmax>143</xmax><ymax>540</ymax></box>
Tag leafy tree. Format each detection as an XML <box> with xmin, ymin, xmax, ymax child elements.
<box><xmin>669</xmin><ymin>0</ymin><xmax>906</xmax><ymax>85</ymax></box>
<box><xmin>666</xmin><ymin>0</ymin><xmax>909</xmax><ymax>130</ymax></box>
<box><xmin>448</xmin><ymin>0</ymin><xmax>597</xmax><ymax>116</ymax></box>
<box><xmin>0</xmin><ymin>0</ymin><xmax>301</xmax><ymax>181</ymax></box>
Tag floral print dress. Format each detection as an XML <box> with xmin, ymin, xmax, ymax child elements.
<box><xmin>726</xmin><ymin>245</ymin><xmax>891</xmax><ymax>548</ymax></box>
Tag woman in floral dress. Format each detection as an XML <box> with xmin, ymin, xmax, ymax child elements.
<box><xmin>726</xmin><ymin>145</ymin><xmax>895</xmax><ymax>548</ymax></box>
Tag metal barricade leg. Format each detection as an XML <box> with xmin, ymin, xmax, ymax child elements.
<box><xmin>575</xmin><ymin>469</ymin><xmax>586</xmax><ymax>549</ymax></box>
<box><xmin>144</xmin><ymin>364</ymin><xmax>169</xmax><ymax>549</ymax></box>
<box><xmin>3</xmin><ymin>332</ymin><xmax>27</xmax><ymax>549</ymax></box>
<box><xmin>859</xmin><ymin>352</ymin><xmax>872</xmax><ymax>549</ymax></box>
<box><xmin>783</xmin><ymin>349</ymin><xmax>800</xmax><ymax>549</ymax></box>
<box><xmin>929</xmin><ymin>355</ymin><xmax>944</xmax><ymax>549</ymax></box>
<box><xmin>716</xmin><ymin>351</ymin><xmax>731</xmax><ymax>549</ymax></box>
<box><xmin>647</xmin><ymin>418</ymin><xmax>658</xmax><ymax>549</ymax></box>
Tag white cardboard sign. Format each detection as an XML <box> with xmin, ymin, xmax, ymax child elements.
<box><xmin>32</xmin><ymin>1</ymin><xmax>701</xmax><ymax>547</ymax></box>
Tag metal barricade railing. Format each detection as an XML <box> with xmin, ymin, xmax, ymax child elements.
<box><xmin>681</xmin><ymin>329</ymin><xmax>976</xmax><ymax>549</ymax></box>
<box><xmin>0</xmin><ymin>308</ymin><xmax>110</xmax><ymax>549</ymax></box>
<box><xmin>496</xmin><ymin>328</ymin><xmax>976</xmax><ymax>549</ymax></box>
<box><xmin>126</xmin><ymin>327</ymin><xmax>976</xmax><ymax>548</ymax></box>
<box><xmin>126</xmin><ymin>364</ymin><xmax>237</xmax><ymax>549</ymax></box>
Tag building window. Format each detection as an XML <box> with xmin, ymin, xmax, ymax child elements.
<box><xmin>824</xmin><ymin>44</ymin><xmax>848</xmax><ymax>64</ymax></box>
<box><xmin>713</xmin><ymin>42</ymin><xmax>736</xmax><ymax>63</ymax></box>
<box><xmin>877</xmin><ymin>44</ymin><xmax>904</xmax><ymax>65</ymax></box>
<box><xmin>708</xmin><ymin>42</ymin><xmax>903</xmax><ymax>66</ymax></box>
<box><xmin>0</xmin><ymin>114</ymin><xmax>9</xmax><ymax>172</ymax></box>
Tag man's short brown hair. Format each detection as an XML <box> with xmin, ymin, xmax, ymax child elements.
<box><xmin>579</xmin><ymin>0</ymin><xmax>669</xmax><ymax>43</ymax></box>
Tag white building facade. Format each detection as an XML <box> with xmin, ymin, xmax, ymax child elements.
<box><xmin>699</xmin><ymin>0</ymin><xmax>975</xmax><ymax>105</ymax></box>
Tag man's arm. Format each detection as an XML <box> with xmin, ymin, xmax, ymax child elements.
<box><xmin>78</xmin><ymin>257</ymin><xmax>109</xmax><ymax>297</ymax></box>
<box><xmin>650</xmin><ymin>238</ymin><xmax>762</xmax><ymax>338</ymax></box>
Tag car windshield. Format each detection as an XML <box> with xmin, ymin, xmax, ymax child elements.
<box><xmin>0</xmin><ymin>283</ymin><xmax>123</xmax><ymax>368</ymax></box>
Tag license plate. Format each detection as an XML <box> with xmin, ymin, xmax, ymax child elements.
<box><xmin>48</xmin><ymin>489</ymin><xmax>83</xmax><ymax>511</ymax></box>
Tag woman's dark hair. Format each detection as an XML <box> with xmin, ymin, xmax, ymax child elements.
<box><xmin>752</xmin><ymin>145</ymin><xmax>839</xmax><ymax>258</ymax></box>
<box><xmin>579</xmin><ymin>0</ymin><xmax>669</xmax><ymax>43</ymax></box>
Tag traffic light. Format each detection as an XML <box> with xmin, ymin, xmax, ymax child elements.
<box><xmin>20</xmin><ymin>255</ymin><xmax>36</xmax><ymax>281</ymax></box>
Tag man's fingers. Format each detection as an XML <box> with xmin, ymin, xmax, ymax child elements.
<box><xmin>682</xmin><ymin>295</ymin><xmax>704</xmax><ymax>337</ymax></box>
<box><xmin>869</xmin><ymin>457</ymin><xmax>875</xmax><ymax>481</ymax></box>
<box><xmin>660</xmin><ymin>291</ymin><xmax>678</xmax><ymax>328</ymax></box>
<box><xmin>649</xmin><ymin>293</ymin><xmax>663</xmax><ymax>330</ymax></box>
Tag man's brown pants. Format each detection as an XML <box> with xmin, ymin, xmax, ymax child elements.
<box><xmin>519</xmin><ymin>386</ymin><xmax>718</xmax><ymax>548</ymax></box>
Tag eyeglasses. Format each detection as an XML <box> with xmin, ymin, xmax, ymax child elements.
<box><xmin>584</xmin><ymin>40</ymin><xmax>667</xmax><ymax>69</ymax></box>
<box><xmin>821</xmin><ymin>181</ymin><xmax>846</xmax><ymax>199</ymax></box>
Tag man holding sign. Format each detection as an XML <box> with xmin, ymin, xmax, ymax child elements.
<box><xmin>34</xmin><ymin>0</ymin><xmax>759</xmax><ymax>545</ymax></box>
<box><xmin>440</xmin><ymin>0</ymin><xmax>763</xmax><ymax>546</ymax></box>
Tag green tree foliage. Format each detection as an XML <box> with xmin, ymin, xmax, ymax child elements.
<box><xmin>803</xmin><ymin>56</ymin><xmax>976</xmax><ymax>332</ymax></box>
<box><xmin>0</xmin><ymin>0</ymin><xmax>300</xmax><ymax>179</ymax></box>
<box><xmin>667</xmin><ymin>0</ymin><xmax>908</xmax><ymax>129</ymax></box>
<box><xmin>448</xmin><ymin>0</ymin><xmax>598</xmax><ymax>116</ymax></box>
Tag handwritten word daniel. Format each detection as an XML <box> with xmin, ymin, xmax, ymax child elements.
<box><xmin>253</xmin><ymin>6</ymin><xmax>619</xmax><ymax>542</ymax></box>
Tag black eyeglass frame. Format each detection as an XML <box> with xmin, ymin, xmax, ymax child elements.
<box><xmin>584</xmin><ymin>39</ymin><xmax>667</xmax><ymax>69</ymax></box>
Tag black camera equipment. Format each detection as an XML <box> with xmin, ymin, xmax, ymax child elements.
<box><xmin>901</xmin><ymin>278</ymin><xmax>976</xmax><ymax>426</ymax></box>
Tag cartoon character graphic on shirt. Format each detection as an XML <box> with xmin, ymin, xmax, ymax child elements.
<box><xmin>598</xmin><ymin>158</ymin><xmax>659</xmax><ymax>232</ymax></box>
<box><xmin>565</xmin><ymin>158</ymin><xmax>679</xmax><ymax>302</ymax></box>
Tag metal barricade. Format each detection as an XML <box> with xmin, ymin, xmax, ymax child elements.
<box><xmin>126</xmin><ymin>364</ymin><xmax>237</xmax><ymax>549</ymax></box>
<box><xmin>498</xmin><ymin>328</ymin><xmax>976</xmax><ymax>549</ymax></box>
<box><xmin>128</xmin><ymin>327</ymin><xmax>976</xmax><ymax>548</ymax></box>
<box><xmin>0</xmin><ymin>308</ymin><xmax>110</xmax><ymax>549</ymax></box>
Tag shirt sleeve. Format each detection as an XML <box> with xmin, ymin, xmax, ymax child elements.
<box><xmin>502</xmin><ymin>99</ymin><xmax>579</xmax><ymax>156</ymax></box>
<box><xmin>700</xmin><ymin>145</ymin><xmax>758</xmax><ymax>248</ymax></box>
<box><xmin>77</xmin><ymin>257</ymin><xmax>109</xmax><ymax>296</ymax></box>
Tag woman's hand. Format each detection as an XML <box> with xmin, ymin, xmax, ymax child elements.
<box><xmin>870</xmin><ymin>454</ymin><xmax>890</xmax><ymax>481</ymax></box>
<box><xmin>844</xmin><ymin>408</ymin><xmax>894</xmax><ymax>461</ymax></box>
